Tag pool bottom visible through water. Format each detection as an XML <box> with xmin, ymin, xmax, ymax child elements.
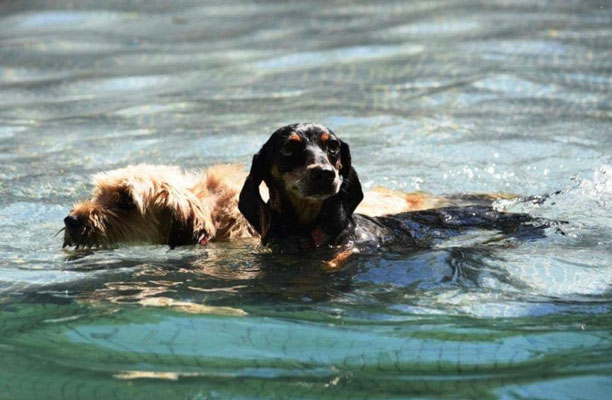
<box><xmin>1</xmin><ymin>217</ymin><xmax>611</xmax><ymax>399</ymax></box>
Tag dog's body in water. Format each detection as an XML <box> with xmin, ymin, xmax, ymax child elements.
<box><xmin>238</xmin><ymin>123</ymin><xmax>546</xmax><ymax>256</ymax></box>
<box><xmin>63</xmin><ymin>164</ymin><xmax>256</xmax><ymax>249</ymax></box>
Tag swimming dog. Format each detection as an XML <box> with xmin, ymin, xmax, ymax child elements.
<box><xmin>62</xmin><ymin>164</ymin><xmax>254</xmax><ymax>249</ymax></box>
<box><xmin>238</xmin><ymin>123</ymin><xmax>545</xmax><ymax>254</ymax></box>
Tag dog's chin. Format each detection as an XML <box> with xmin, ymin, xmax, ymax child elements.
<box><xmin>300</xmin><ymin>181</ymin><xmax>341</xmax><ymax>200</ymax></box>
<box><xmin>63</xmin><ymin>231</ymin><xmax>104</xmax><ymax>250</ymax></box>
<box><xmin>63</xmin><ymin>239</ymin><xmax>96</xmax><ymax>250</ymax></box>
<box><xmin>63</xmin><ymin>240</ymin><xmax>109</xmax><ymax>250</ymax></box>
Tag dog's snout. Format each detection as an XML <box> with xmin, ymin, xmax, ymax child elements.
<box><xmin>310</xmin><ymin>166</ymin><xmax>336</xmax><ymax>183</ymax></box>
<box><xmin>64</xmin><ymin>215</ymin><xmax>81</xmax><ymax>230</ymax></box>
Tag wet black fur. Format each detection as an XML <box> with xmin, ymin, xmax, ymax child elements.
<box><xmin>239</xmin><ymin>123</ymin><xmax>362</xmax><ymax>246</ymax></box>
<box><xmin>239</xmin><ymin>123</ymin><xmax>547</xmax><ymax>252</ymax></box>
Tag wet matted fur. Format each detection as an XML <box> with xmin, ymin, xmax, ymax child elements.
<box><xmin>63</xmin><ymin>164</ymin><xmax>255</xmax><ymax>249</ymax></box>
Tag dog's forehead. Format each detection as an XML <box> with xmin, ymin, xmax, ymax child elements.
<box><xmin>275</xmin><ymin>123</ymin><xmax>336</xmax><ymax>145</ymax></box>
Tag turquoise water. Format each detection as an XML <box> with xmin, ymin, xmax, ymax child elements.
<box><xmin>1</xmin><ymin>0</ymin><xmax>611</xmax><ymax>398</ymax></box>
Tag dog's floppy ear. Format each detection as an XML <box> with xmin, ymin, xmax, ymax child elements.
<box><xmin>167</xmin><ymin>212</ymin><xmax>209</xmax><ymax>249</ymax></box>
<box><xmin>338</xmin><ymin>140</ymin><xmax>363</xmax><ymax>216</ymax></box>
<box><xmin>164</xmin><ymin>190</ymin><xmax>211</xmax><ymax>249</ymax></box>
<box><xmin>319</xmin><ymin>140</ymin><xmax>363</xmax><ymax>234</ymax></box>
<box><xmin>168</xmin><ymin>212</ymin><xmax>195</xmax><ymax>249</ymax></box>
<box><xmin>239</xmin><ymin>151</ymin><xmax>271</xmax><ymax>238</ymax></box>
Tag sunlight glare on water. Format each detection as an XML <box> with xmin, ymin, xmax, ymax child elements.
<box><xmin>0</xmin><ymin>0</ymin><xmax>611</xmax><ymax>399</ymax></box>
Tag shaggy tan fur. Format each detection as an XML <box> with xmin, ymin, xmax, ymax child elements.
<box><xmin>356</xmin><ymin>186</ymin><xmax>442</xmax><ymax>217</ymax></box>
<box><xmin>63</xmin><ymin>164</ymin><xmax>255</xmax><ymax>248</ymax></box>
<box><xmin>63</xmin><ymin>164</ymin><xmax>442</xmax><ymax>248</ymax></box>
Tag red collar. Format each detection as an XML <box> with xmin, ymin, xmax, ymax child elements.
<box><xmin>300</xmin><ymin>226</ymin><xmax>329</xmax><ymax>250</ymax></box>
<box><xmin>311</xmin><ymin>226</ymin><xmax>327</xmax><ymax>246</ymax></box>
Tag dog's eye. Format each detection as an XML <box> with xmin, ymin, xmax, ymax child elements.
<box><xmin>116</xmin><ymin>191</ymin><xmax>135</xmax><ymax>211</ymax></box>
<box><xmin>280</xmin><ymin>142</ymin><xmax>297</xmax><ymax>157</ymax></box>
<box><xmin>327</xmin><ymin>140</ymin><xmax>340</xmax><ymax>154</ymax></box>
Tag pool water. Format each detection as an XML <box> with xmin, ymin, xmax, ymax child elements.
<box><xmin>1</xmin><ymin>1</ymin><xmax>611</xmax><ymax>398</ymax></box>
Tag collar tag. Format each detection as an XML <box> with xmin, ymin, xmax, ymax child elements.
<box><xmin>311</xmin><ymin>226</ymin><xmax>327</xmax><ymax>247</ymax></box>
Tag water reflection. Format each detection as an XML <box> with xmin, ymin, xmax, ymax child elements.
<box><xmin>35</xmin><ymin>235</ymin><xmax>574</xmax><ymax>320</ymax></box>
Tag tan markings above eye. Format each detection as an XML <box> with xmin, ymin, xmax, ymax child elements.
<box><xmin>288</xmin><ymin>133</ymin><xmax>302</xmax><ymax>142</ymax></box>
<box><xmin>320</xmin><ymin>133</ymin><xmax>330</xmax><ymax>142</ymax></box>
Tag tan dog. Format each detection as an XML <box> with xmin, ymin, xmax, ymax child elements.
<box><xmin>63</xmin><ymin>164</ymin><xmax>440</xmax><ymax>249</ymax></box>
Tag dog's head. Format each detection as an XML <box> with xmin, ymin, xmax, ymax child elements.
<box><xmin>63</xmin><ymin>165</ymin><xmax>214</xmax><ymax>249</ymax></box>
<box><xmin>239</xmin><ymin>123</ymin><xmax>363</xmax><ymax>239</ymax></box>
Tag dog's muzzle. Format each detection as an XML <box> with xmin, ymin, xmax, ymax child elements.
<box><xmin>64</xmin><ymin>215</ymin><xmax>80</xmax><ymax>230</ymax></box>
<box><xmin>304</xmin><ymin>165</ymin><xmax>340</xmax><ymax>197</ymax></box>
<box><xmin>63</xmin><ymin>215</ymin><xmax>86</xmax><ymax>248</ymax></box>
<box><xmin>310</xmin><ymin>166</ymin><xmax>336</xmax><ymax>184</ymax></box>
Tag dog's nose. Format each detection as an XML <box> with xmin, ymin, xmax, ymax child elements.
<box><xmin>309</xmin><ymin>166</ymin><xmax>336</xmax><ymax>183</ymax></box>
<box><xmin>64</xmin><ymin>215</ymin><xmax>81</xmax><ymax>230</ymax></box>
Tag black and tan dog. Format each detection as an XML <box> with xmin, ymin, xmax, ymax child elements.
<box><xmin>239</xmin><ymin>122</ymin><xmax>545</xmax><ymax>256</ymax></box>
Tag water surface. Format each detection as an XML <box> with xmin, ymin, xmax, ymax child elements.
<box><xmin>0</xmin><ymin>1</ymin><xmax>611</xmax><ymax>399</ymax></box>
